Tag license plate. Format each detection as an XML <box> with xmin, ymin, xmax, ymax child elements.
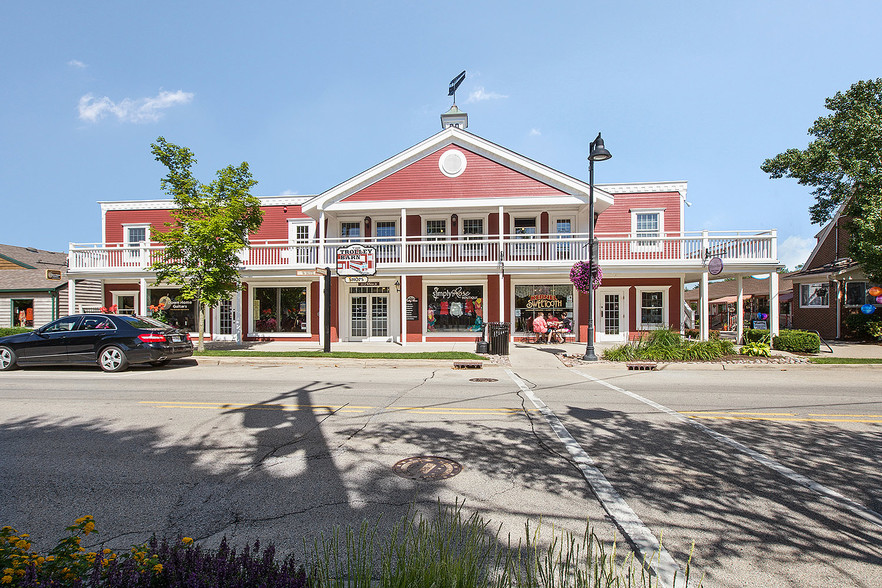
<box><xmin>168</xmin><ymin>335</ymin><xmax>180</xmax><ymax>342</ymax></box>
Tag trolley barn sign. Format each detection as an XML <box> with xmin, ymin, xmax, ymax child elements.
<box><xmin>336</xmin><ymin>245</ymin><xmax>377</xmax><ymax>276</ymax></box>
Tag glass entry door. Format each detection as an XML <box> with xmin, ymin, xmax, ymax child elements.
<box><xmin>595</xmin><ymin>288</ymin><xmax>628</xmax><ymax>342</ymax></box>
<box><xmin>350</xmin><ymin>288</ymin><xmax>390</xmax><ymax>341</ymax></box>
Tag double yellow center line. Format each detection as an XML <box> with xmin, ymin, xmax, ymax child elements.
<box><xmin>681</xmin><ymin>411</ymin><xmax>882</xmax><ymax>423</ymax></box>
<box><xmin>139</xmin><ymin>401</ymin><xmax>533</xmax><ymax>416</ymax></box>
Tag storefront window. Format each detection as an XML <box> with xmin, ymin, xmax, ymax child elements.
<box><xmin>148</xmin><ymin>289</ymin><xmax>197</xmax><ymax>330</ymax></box>
<box><xmin>254</xmin><ymin>287</ymin><xmax>308</xmax><ymax>333</ymax></box>
<box><xmin>514</xmin><ymin>285</ymin><xmax>574</xmax><ymax>334</ymax></box>
<box><xmin>12</xmin><ymin>299</ymin><xmax>34</xmax><ymax>327</ymax></box>
<box><xmin>426</xmin><ymin>285</ymin><xmax>483</xmax><ymax>333</ymax></box>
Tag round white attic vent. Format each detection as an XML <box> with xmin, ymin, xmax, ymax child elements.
<box><xmin>439</xmin><ymin>149</ymin><xmax>467</xmax><ymax>178</ymax></box>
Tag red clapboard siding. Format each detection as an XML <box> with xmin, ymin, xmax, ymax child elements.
<box><xmin>106</xmin><ymin>205</ymin><xmax>310</xmax><ymax>243</ymax></box>
<box><xmin>594</xmin><ymin>192</ymin><xmax>682</xmax><ymax>234</ymax></box>
<box><xmin>342</xmin><ymin>146</ymin><xmax>568</xmax><ymax>202</ymax></box>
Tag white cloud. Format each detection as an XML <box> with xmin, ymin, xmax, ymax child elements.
<box><xmin>464</xmin><ymin>87</ymin><xmax>508</xmax><ymax>103</ymax></box>
<box><xmin>78</xmin><ymin>89</ymin><xmax>194</xmax><ymax>123</ymax></box>
<box><xmin>68</xmin><ymin>60</ymin><xmax>87</xmax><ymax>69</ymax></box>
<box><xmin>778</xmin><ymin>235</ymin><xmax>815</xmax><ymax>270</ymax></box>
<box><xmin>529</xmin><ymin>128</ymin><xmax>541</xmax><ymax>136</ymax></box>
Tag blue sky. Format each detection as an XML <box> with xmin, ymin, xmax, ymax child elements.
<box><xmin>2</xmin><ymin>1</ymin><xmax>880</xmax><ymax>271</ymax></box>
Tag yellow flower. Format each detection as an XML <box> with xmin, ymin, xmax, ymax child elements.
<box><xmin>83</xmin><ymin>522</ymin><xmax>96</xmax><ymax>535</ymax></box>
<box><xmin>1</xmin><ymin>570</ymin><xmax>11</xmax><ymax>576</ymax></box>
<box><xmin>15</xmin><ymin>540</ymin><xmax>30</xmax><ymax>550</ymax></box>
<box><xmin>103</xmin><ymin>548</ymin><xmax>112</xmax><ymax>555</ymax></box>
<box><xmin>153</xmin><ymin>563</ymin><xmax>163</xmax><ymax>574</ymax></box>
<box><xmin>1</xmin><ymin>575</ymin><xmax>11</xmax><ymax>584</ymax></box>
<box><xmin>45</xmin><ymin>556</ymin><xmax>55</xmax><ymax>562</ymax></box>
<box><xmin>36</xmin><ymin>557</ymin><xmax>45</xmax><ymax>565</ymax></box>
<box><xmin>181</xmin><ymin>537</ymin><xmax>194</xmax><ymax>545</ymax></box>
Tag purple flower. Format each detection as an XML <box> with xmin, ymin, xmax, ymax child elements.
<box><xmin>570</xmin><ymin>262</ymin><xmax>602</xmax><ymax>292</ymax></box>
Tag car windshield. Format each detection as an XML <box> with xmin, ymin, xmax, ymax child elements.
<box><xmin>117</xmin><ymin>315</ymin><xmax>171</xmax><ymax>330</ymax></box>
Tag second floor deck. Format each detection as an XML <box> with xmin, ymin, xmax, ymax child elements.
<box><xmin>68</xmin><ymin>230</ymin><xmax>778</xmax><ymax>275</ymax></box>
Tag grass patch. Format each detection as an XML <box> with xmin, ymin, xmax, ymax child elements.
<box><xmin>808</xmin><ymin>357</ymin><xmax>882</xmax><ymax>364</ymax></box>
<box><xmin>195</xmin><ymin>350</ymin><xmax>485</xmax><ymax>360</ymax></box>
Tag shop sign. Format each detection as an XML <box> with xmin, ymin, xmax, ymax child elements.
<box><xmin>406</xmin><ymin>296</ymin><xmax>419</xmax><ymax>321</ymax></box>
<box><xmin>344</xmin><ymin>276</ymin><xmax>369</xmax><ymax>283</ymax></box>
<box><xmin>752</xmin><ymin>320</ymin><xmax>767</xmax><ymax>330</ymax></box>
<box><xmin>525</xmin><ymin>294</ymin><xmax>563</xmax><ymax>309</ymax></box>
<box><xmin>336</xmin><ymin>245</ymin><xmax>377</xmax><ymax>276</ymax></box>
<box><xmin>45</xmin><ymin>269</ymin><xmax>62</xmax><ymax>280</ymax></box>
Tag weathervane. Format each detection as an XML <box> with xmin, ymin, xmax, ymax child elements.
<box><xmin>448</xmin><ymin>70</ymin><xmax>465</xmax><ymax>104</ymax></box>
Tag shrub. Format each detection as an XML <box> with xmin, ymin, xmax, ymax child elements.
<box><xmin>684</xmin><ymin>329</ymin><xmax>719</xmax><ymax>340</ymax></box>
<box><xmin>772</xmin><ymin>330</ymin><xmax>820</xmax><ymax>353</ymax></box>
<box><xmin>0</xmin><ymin>327</ymin><xmax>31</xmax><ymax>337</ymax></box>
<box><xmin>844</xmin><ymin>312</ymin><xmax>882</xmax><ymax>340</ymax></box>
<box><xmin>743</xmin><ymin>329</ymin><xmax>770</xmax><ymax>344</ymax></box>
<box><xmin>740</xmin><ymin>340</ymin><xmax>771</xmax><ymax>357</ymax></box>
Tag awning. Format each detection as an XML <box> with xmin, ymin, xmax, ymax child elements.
<box><xmin>709</xmin><ymin>295</ymin><xmax>752</xmax><ymax>304</ymax></box>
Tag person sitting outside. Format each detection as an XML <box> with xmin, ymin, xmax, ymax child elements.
<box><xmin>532</xmin><ymin>312</ymin><xmax>549</xmax><ymax>343</ymax></box>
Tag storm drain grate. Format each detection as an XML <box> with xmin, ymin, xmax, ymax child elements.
<box><xmin>469</xmin><ymin>377</ymin><xmax>498</xmax><ymax>382</ymax></box>
<box><xmin>626</xmin><ymin>362</ymin><xmax>658</xmax><ymax>371</ymax></box>
<box><xmin>453</xmin><ymin>361</ymin><xmax>483</xmax><ymax>369</ymax></box>
<box><xmin>392</xmin><ymin>456</ymin><xmax>463</xmax><ymax>481</ymax></box>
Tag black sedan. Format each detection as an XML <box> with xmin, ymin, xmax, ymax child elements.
<box><xmin>0</xmin><ymin>314</ymin><xmax>193</xmax><ymax>372</ymax></box>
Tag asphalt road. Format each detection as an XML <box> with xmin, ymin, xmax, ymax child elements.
<box><xmin>1</xmin><ymin>359</ymin><xmax>880</xmax><ymax>587</ymax></box>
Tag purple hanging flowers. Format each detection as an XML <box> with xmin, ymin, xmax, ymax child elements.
<box><xmin>570</xmin><ymin>261</ymin><xmax>602</xmax><ymax>292</ymax></box>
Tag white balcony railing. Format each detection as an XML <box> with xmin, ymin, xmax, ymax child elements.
<box><xmin>68</xmin><ymin>231</ymin><xmax>777</xmax><ymax>273</ymax></box>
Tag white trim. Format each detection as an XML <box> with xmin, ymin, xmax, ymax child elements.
<box><xmin>438</xmin><ymin>148</ymin><xmax>468</xmax><ymax>178</ymax></box>
<box><xmin>634</xmin><ymin>285</ymin><xmax>671</xmax><ymax>330</ymax></box>
<box><xmin>110</xmin><ymin>290</ymin><xmax>139</xmax><ymax>314</ymax></box>
<box><xmin>799</xmin><ymin>282</ymin><xmax>830</xmax><ymax>308</ymax></box>
<box><xmin>342</xmin><ymin>279</ymin><xmax>398</xmax><ymax>342</ymax></box>
<box><xmin>599</xmin><ymin>181</ymin><xmax>688</xmax><ymax>200</ymax></box>
<box><xmin>99</xmin><ymin>195</ymin><xmax>312</xmax><ymax>212</ymax></box>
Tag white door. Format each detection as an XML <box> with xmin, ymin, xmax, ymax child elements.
<box><xmin>349</xmin><ymin>291</ymin><xmax>390</xmax><ymax>341</ymax></box>
<box><xmin>595</xmin><ymin>287</ymin><xmax>629</xmax><ymax>342</ymax></box>
<box><xmin>213</xmin><ymin>298</ymin><xmax>237</xmax><ymax>342</ymax></box>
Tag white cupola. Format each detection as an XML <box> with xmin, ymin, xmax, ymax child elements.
<box><xmin>440</xmin><ymin>104</ymin><xmax>468</xmax><ymax>130</ymax></box>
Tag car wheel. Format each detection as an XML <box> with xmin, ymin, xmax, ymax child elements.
<box><xmin>0</xmin><ymin>346</ymin><xmax>18</xmax><ymax>371</ymax></box>
<box><xmin>99</xmin><ymin>346</ymin><xmax>129</xmax><ymax>372</ymax></box>
<box><xmin>149</xmin><ymin>359</ymin><xmax>171</xmax><ymax>367</ymax></box>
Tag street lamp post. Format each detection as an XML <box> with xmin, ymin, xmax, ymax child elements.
<box><xmin>583</xmin><ymin>132</ymin><xmax>611</xmax><ymax>361</ymax></box>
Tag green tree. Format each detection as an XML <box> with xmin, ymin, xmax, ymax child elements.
<box><xmin>150</xmin><ymin>137</ymin><xmax>263</xmax><ymax>350</ymax></box>
<box><xmin>761</xmin><ymin>78</ymin><xmax>882</xmax><ymax>282</ymax></box>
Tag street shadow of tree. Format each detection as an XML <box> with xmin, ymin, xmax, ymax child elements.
<box><xmin>556</xmin><ymin>401</ymin><xmax>882</xmax><ymax>586</ymax></box>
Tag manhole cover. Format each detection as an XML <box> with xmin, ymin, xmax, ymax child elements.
<box><xmin>469</xmin><ymin>377</ymin><xmax>498</xmax><ymax>382</ymax></box>
<box><xmin>392</xmin><ymin>456</ymin><xmax>463</xmax><ymax>481</ymax></box>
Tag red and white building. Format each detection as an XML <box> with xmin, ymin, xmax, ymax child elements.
<box><xmin>66</xmin><ymin>107</ymin><xmax>782</xmax><ymax>345</ymax></box>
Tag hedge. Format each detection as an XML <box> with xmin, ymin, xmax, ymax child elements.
<box><xmin>0</xmin><ymin>327</ymin><xmax>31</xmax><ymax>337</ymax></box>
<box><xmin>844</xmin><ymin>312</ymin><xmax>882</xmax><ymax>340</ymax></box>
<box><xmin>743</xmin><ymin>329</ymin><xmax>770</xmax><ymax>344</ymax></box>
<box><xmin>772</xmin><ymin>329</ymin><xmax>820</xmax><ymax>353</ymax></box>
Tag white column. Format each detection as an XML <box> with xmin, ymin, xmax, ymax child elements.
<box><xmin>770</xmin><ymin>271</ymin><xmax>779</xmax><ymax>336</ymax></box>
<box><xmin>498</xmin><ymin>205</ymin><xmax>505</xmax><ymax>326</ymax></box>
<box><xmin>139</xmin><ymin>278</ymin><xmax>148</xmax><ymax>315</ymax></box>
<box><xmin>400</xmin><ymin>274</ymin><xmax>407</xmax><ymax>346</ymax></box>
<box><xmin>318</xmin><ymin>211</ymin><xmax>327</xmax><ymax>345</ymax></box>
<box><xmin>736</xmin><ymin>274</ymin><xmax>744</xmax><ymax>344</ymax></box>
<box><xmin>318</xmin><ymin>210</ymin><xmax>326</xmax><ymax>267</ymax></box>
<box><xmin>234</xmin><ymin>288</ymin><xmax>243</xmax><ymax>343</ymax></box>
<box><xmin>68</xmin><ymin>279</ymin><xmax>76</xmax><ymax>316</ymax></box>
<box><xmin>400</xmin><ymin>208</ymin><xmax>407</xmax><ymax>264</ymax></box>
<box><xmin>700</xmin><ymin>271</ymin><xmax>709</xmax><ymax>341</ymax></box>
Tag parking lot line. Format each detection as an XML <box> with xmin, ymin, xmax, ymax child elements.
<box><xmin>505</xmin><ymin>368</ymin><xmax>681</xmax><ymax>588</ymax></box>
<box><xmin>570</xmin><ymin>368</ymin><xmax>882</xmax><ymax>531</ymax></box>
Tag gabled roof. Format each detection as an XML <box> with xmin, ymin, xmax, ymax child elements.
<box><xmin>302</xmin><ymin>126</ymin><xmax>614</xmax><ymax>215</ymax></box>
<box><xmin>0</xmin><ymin>244</ymin><xmax>66</xmax><ymax>270</ymax></box>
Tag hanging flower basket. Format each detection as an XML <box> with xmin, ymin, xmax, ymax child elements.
<box><xmin>570</xmin><ymin>261</ymin><xmax>602</xmax><ymax>292</ymax></box>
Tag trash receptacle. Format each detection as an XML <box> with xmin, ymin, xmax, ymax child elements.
<box><xmin>488</xmin><ymin>322</ymin><xmax>510</xmax><ymax>355</ymax></box>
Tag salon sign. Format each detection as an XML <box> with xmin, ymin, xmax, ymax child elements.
<box><xmin>336</xmin><ymin>245</ymin><xmax>377</xmax><ymax>276</ymax></box>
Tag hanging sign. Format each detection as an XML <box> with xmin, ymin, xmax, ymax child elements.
<box><xmin>336</xmin><ymin>245</ymin><xmax>377</xmax><ymax>276</ymax></box>
<box><xmin>708</xmin><ymin>257</ymin><xmax>724</xmax><ymax>276</ymax></box>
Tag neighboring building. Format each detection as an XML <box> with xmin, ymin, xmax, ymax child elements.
<box><xmin>65</xmin><ymin>107</ymin><xmax>781</xmax><ymax>344</ymax></box>
<box><xmin>788</xmin><ymin>208</ymin><xmax>881</xmax><ymax>339</ymax></box>
<box><xmin>684</xmin><ymin>275</ymin><xmax>793</xmax><ymax>332</ymax></box>
<box><xmin>0</xmin><ymin>244</ymin><xmax>102</xmax><ymax>328</ymax></box>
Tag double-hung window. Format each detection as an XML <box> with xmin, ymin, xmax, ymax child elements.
<box><xmin>513</xmin><ymin>217</ymin><xmax>538</xmax><ymax>260</ymax></box>
<box><xmin>554</xmin><ymin>218</ymin><xmax>573</xmax><ymax>260</ymax></box>
<box><xmin>631</xmin><ymin>210</ymin><xmax>664</xmax><ymax>252</ymax></box>
<box><xmin>375</xmin><ymin>221</ymin><xmax>397</xmax><ymax>262</ymax></box>
<box><xmin>341</xmin><ymin>222</ymin><xmax>361</xmax><ymax>243</ymax></box>
<box><xmin>288</xmin><ymin>221</ymin><xmax>315</xmax><ymax>264</ymax></box>
<box><xmin>124</xmin><ymin>225</ymin><xmax>149</xmax><ymax>263</ymax></box>
<box><xmin>799</xmin><ymin>283</ymin><xmax>829</xmax><ymax>308</ymax></box>
<box><xmin>425</xmin><ymin>219</ymin><xmax>448</xmax><ymax>258</ymax></box>
<box><xmin>461</xmin><ymin>218</ymin><xmax>485</xmax><ymax>259</ymax></box>
<box><xmin>635</xmin><ymin>286</ymin><xmax>669</xmax><ymax>330</ymax></box>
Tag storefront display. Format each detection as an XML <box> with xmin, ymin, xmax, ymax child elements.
<box><xmin>253</xmin><ymin>287</ymin><xmax>308</xmax><ymax>333</ymax></box>
<box><xmin>426</xmin><ymin>285</ymin><xmax>483</xmax><ymax>333</ymax></box>
<box><xmin>515</xmin><ymin>284</ymin><xmax>574</xmax><ymax>335</ymax></box>
<box><xmin>148</xmin><ymin>289</ymin><xmax>197</xmax><ymax>331</ymax></box>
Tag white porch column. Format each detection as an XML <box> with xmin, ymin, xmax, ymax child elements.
<box><xmin>318</xmin><ymin>211</ymin><xmax>326</xmax><ymax>345</ymax></box>
<box><xmin>498</xmin><ymin>205</ymin><xmax>505</xmax><ymax>327</ymax></box>
<box><xmin>700</xmin><ymin>271</ymin><xmax>709</xmax><ymax>341</ymax></box>
<box><xmin>139</xmin><ymin>278</ymin><xmax>148</xmax><ymax>316</ymax></box>
<box><xmin>68</xmin><ymin>279</ymin><xmax>76</xmax><ymax>316</ymax></box>
<box><xmin>736</xmin><ymin>274</ymin><xmax>744</xmax><ymax>344</ymax></box>
<box><xmin>318</xmin><ymin>210</ymin><xmax>326</xmax><ymax>267</ymax></box>
<box><xmin>234</xmin><ymin>288</ymin><xmax>243</xmax><ymax>343</ymax></box>
<box><xmin>400</xmin><ymin>274</ymin><xmax>407</xmax><ymax>346</ymax></box>
<box><xmin>400</xmin><ymin>208</ymin><xmax>407</xmax><ymax>264</ymax></box>
<box><xmin>770</xmin><ymin>271</ymin><xmax>780</xmax><ymax>336</ymax></box>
